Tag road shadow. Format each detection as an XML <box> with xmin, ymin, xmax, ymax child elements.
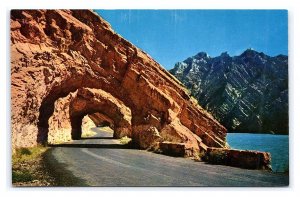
<box><xmin>80</xmin><ymin>136</ymin><xmax>113</xmax><ymax>140</ymax></box>
<box><xmin>49</xmin><ymin>143</ymin><xmax>130</xmax><ymax>149</ymax></box>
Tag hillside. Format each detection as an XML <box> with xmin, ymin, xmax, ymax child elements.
<box><xmin>170</xmin><ymin>49</ymin><xmax>288</xmax><ymax>134</ymax></box>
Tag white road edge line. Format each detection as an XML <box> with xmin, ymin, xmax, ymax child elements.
<box><xmin>81</xmin><ymin>148</ymin><xmax>135</xmax><ymax>169</ymax></box>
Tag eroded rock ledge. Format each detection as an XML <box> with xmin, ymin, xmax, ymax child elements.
<box><xmin>11</xmin><ymin>10</ymin><xmax>270</xmax><ymax>170</ymax></box>
<box><xmin>205</xmin><ymin>148</ymin><xmax>272</xmax><ymax>171</ymax></box>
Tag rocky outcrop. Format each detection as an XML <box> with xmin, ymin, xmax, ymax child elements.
<box><xmin>88</xmin><ymin>113</ymin><xmax>114</xmax><ymax>128</ymax></box>
<box><xmin>170</xmin><ymin>50</ymin><xmax>288</xmax><ymax>134</ymax></box>
<box><xmin>205</xmin><ymin>148</ymin><xmax>272</xmax><ymax>171</ymax></box>
<box><xmin>81</xmin><ymin>116</ymin><xmax>96</xmax><ymax>135</ymax></box>
<box><xmin>11</xmin><ymin>9</ymin><xmax>227</xmax><ymax>158</ymax></box>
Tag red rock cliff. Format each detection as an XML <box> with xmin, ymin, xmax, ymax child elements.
<box><xmin>11</xmin><ymin>10</ymin><xmax>227</xmax><ymax>158</ymax></box>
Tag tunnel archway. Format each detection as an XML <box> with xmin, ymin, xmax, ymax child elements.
<box><xmin>36</xmin><ymin>73</ymin><xmax>136</xmax><ymax>144</ymax></box>
<box><xmin>70</xmin><ymin>113</ymin><xmax>115</xmax><ymax>140</ymax></box>
<box><xmin>69</xmin><ymin>87</ymin><xmax>132</xmax><ymax>140</ymax></box>
<box><xmin>41</xmin><ymin>86</ymin><xmax>133</xmax><ymax>144</ymax></box>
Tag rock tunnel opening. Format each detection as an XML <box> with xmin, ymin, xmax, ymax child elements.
<box><xmin>70</xmin><ymin>112</ymin><xmax>114</xmax><ymax>140</ymax></box>
<box><xmin>36</xmin><ymin>77</ymin><xmax>94</xmax><ymax>144</ymax></box>
<box><xmin>37</xmin><ymin>85</ymin><xmax>133</xmax><ymax>145</ymax></box>
<box><xmin>36</xmin><ymin>69</ymin><xmax>136</xmax><ymax>145</ymax></box>
<box><xmin>73</xmin><ymin>113</ymin><xmax>115</xmax><ymax>141</ymax></box>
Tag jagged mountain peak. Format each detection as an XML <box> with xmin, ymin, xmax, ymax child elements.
<box><xmin>240</xmin><ymin>48</ymin><xmax>270</xmax><ymax>59</ymax></box>
<box><xmin>194</xmin><ymin>52</ymin><xmax>210</xmax><ymax>59</ymax></box>
<box><xmin>220</xmin><ymin>51</ymin><xmax>230</xmax><ymax>57</ymax></box>
<box><xmin>170</xmin><ymin>49</ymin><xmax>288</xmax><ymax>134</ymax></box>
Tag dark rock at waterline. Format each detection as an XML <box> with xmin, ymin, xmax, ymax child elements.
<box><xmin>205</xmin><ymin>147</ymin><xmax>272</xmax><ymax>171</ymax></box>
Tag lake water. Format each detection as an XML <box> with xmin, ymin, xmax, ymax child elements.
<box><xmin>226</xmin><ymin>133</ymin><xmax>289</xmax><ymax>172</ymax></box>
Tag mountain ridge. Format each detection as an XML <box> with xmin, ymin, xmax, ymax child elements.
<box><xmin>170</xmin><ymin>49</ymin><xmax>288</xmax><ymax>134</ymax></box>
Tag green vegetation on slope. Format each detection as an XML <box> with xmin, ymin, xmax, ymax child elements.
<box><xmin>12</xmin><ymin>146</ymin><xmax>55</xmax><ymax>186</ymax></box>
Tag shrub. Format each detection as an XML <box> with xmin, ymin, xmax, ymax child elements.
<box><xmin>12</xmin><ymin>170</ymin><xmax>34</xmax><ymax>183</ymax></box>
<box><xmin>197</xmin><ymin>150</ymin><xmax>206</xmax><ymax>161</ymax></box>
<box><xmin>206</xmin><ymin>151</ymin><xmax>227</xmax><ymax>165</ymax></box>
<box><xmin>12</xmin><ymin>146</ymin><xmax>48</xmax><ymax>164</ymax></box>
<box><xmin>119</xmin><ymin>136</ymin><xmax>132</xmax><ymax>145</ymax></box>
<box><xmin>81</xmin><ymin>130</ymin><xmax>97</xmax><ymax>138</ymax></box>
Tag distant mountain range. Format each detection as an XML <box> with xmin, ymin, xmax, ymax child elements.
<box><xmin>170</xmin><ymin>49</ymin><xmax>288</xmax><ymax>134</ymax></box>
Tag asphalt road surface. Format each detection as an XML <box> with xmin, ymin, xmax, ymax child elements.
<box><xmin>47</xmin><ymin>128</ymin><xmax>289</xmax><ymax>187</ymax></box>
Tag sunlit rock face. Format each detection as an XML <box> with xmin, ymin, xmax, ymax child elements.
<box><xmin>11</xmin><ymin>9</ymin><xmax>227</xmax><ymax>158</ymax></box>
<box><xmin>170</xmin><ymin>50</ymin><xmax>288</xmax><ymax>134</ymax></box>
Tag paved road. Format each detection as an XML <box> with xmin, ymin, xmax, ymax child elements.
<box><xmin>47</xmin><ymin>128</ymin><xmax>289</xmax><ymax>187</ymax></box>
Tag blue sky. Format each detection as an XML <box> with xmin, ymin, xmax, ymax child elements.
<box><xmin>95</xmin><ymin>10</ymin><xmax>288</xmax><ymax>70</ymax></box>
